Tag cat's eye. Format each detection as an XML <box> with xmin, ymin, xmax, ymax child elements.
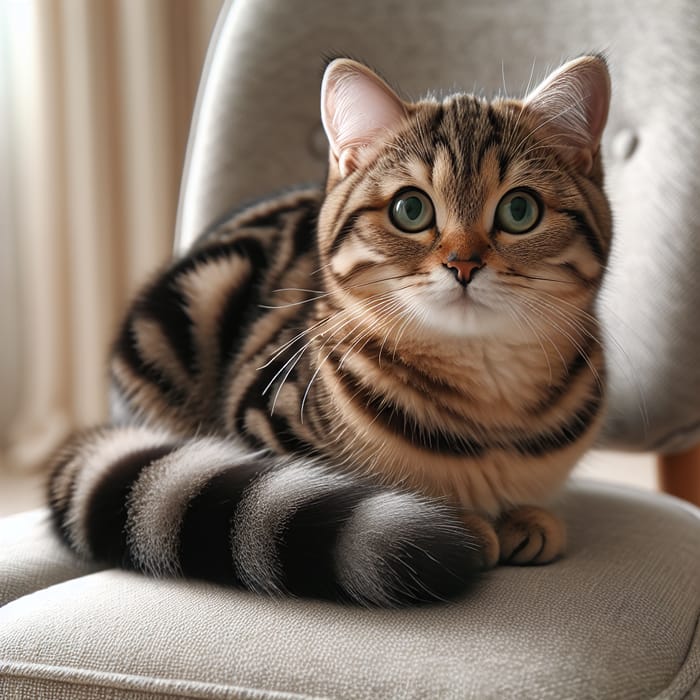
<box><xmin>389</xmin><ymin>189</ymin><xmax>435</xmax><ymax>233</ymax></box>
<box><xmin>495</xmin><ymin>190</ymin><xmax>541</xmax><ymax>234</ymax></box>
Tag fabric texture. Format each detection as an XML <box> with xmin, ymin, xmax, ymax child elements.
<box><xmin>176</xmin><ymin>0</ymin><xmax>700</xmax><ymax>454</ymax></box>
<box><xmin>0</xmin><ymin>509</ymin><xmax>102</xmax><ymax>608</ymax></box>
<box><xmin>1</xmin><ymin>481</ymin><xmax>699</xmax><ymax>699</ymax></box>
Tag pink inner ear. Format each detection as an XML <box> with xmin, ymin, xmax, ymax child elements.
<box><xmin>524</xmin><ymin>56</ymin><xmax>611</xmax><ymax>155</ymax></box>
<box><xmin>321</xmin><ymin>60</ymin><xmax>407</xmax><ymax>173</ymax></box>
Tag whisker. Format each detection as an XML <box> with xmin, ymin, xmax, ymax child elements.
<box><xmin>258</xmin><ymin>282</ymin><xmax>414</xmax><ymax>369</ymax></box>
<box><xmin>260</xmin><ymin>296</ymin><xmax>330</xmax><ymax>310</ymax></box>
<box><xmin>270</xmin><ymin>291</ymin><xmax>411</xmax><ymax>422</ymax></box>
<box><xmin>310</xmin><ymin>261</ymin><xmax>334</xmax><ymax>277</ymax></box>
<box><xmin>500</xmin><ymin>271</ymin><xmax>580</xmax><ymax>286</ymax></box>
<box><xmin>268</xmin><ymin>346</ymin><xmax>306</xmax><ymax>413</ymax></box>
<box><xmin>503</xmin><ymin>304</ymin><xmax>554</xmax><ymax>384</ymax></box>
<box><xmin>514</xmin><ymin>294</ymin><xmax>602</xmax><ymax>388</ymax></box>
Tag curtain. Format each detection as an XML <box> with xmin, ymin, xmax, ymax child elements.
<box><xmin>0</xmin><ymin>0</ymin><xmax>224</xmax><ymax>472</ymax></box>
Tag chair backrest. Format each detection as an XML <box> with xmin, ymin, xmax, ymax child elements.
<box><xmin>175</xmin><ymin>0</ymin><xmax>700</xmax><ymax>453</ymax></box>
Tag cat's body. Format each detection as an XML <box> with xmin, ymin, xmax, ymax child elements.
<box><xmin>49</xmin><ymin>56</ymin><xmax>612</xmax><ymax>606</ymax></box>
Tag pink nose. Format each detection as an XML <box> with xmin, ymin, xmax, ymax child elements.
<box><xmin>445</xmin><ymin>257</ymin><xmax>484</xmax><ymax>285</ymax></box>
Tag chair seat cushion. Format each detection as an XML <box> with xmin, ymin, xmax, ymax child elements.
<box><xmin>0</xmin><ymin>508</ymin><xmax>102</xmax><ymax>608</ymax></box>
<box><xmin>0</xmin><ymin>481</ymin><xmax>698</xmax><ymax>700</ymax></box>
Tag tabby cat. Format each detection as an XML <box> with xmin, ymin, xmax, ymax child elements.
<box><xmin>49</xmin><ymin>55</ymin><xmax>612</xmax><ymax>606</ymax></box>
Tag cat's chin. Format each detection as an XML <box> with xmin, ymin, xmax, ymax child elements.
<box><xmin>390</xmin><ymin>270</ymin><xmax>528</xmax><ymax>341</ymax></box>
<box><xmin>400</xmin><ymin>292</ymin><xmax>523</xmax><ymax>341</ymax></box>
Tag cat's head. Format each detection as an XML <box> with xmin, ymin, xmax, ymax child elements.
<box><xmin>317</xmin><ymin>56</ymin><xmax>612</xmax><ymax>343</ymax></box>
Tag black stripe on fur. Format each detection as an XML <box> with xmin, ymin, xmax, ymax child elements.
<box><xmin>85</xmin><ymin>444</ymin><xmax>177</xmax><ymax>566</ymax></box>
<box><xmin>512</xmin><ymin>388</ymin><xmax>603</xmax><ymax>456</ymax></box>
<box><xmin>134</xmin><ymin>276</ymin><xmax>197</xmax><ymax>376</ymax></box>
<box><xmin>562</xmin><ymin>209</ymin><xmax>606</xmax><ymax>265</ymax></box>
<box><xmin>215</xmin><ymin>238</ymin><xmax>269</xmax><ymax>364</ymax></box>
<box><xmin>330</xmin><ymin>355</ymin><xmax>485</xmax><ymax>458</ymax></box>
<box><xmin>292</xmin><ymin>205</ymin><xmax>319</xmax><ymax>257</ymax></box>
<box><xmin>178</xmin><ymin>460</ymin><xmax>269</xmax><ymax>584</ymax></box>
<box><xmin>329</xmin><ymin>206</ymin><xmax>384</xmax><ymax>257</ymax></box>
<box><xmin>49</xmin><ymin>433</ymin><xmax>485</xmax><ymax>606</ymax></box>
<box><xmin>277</xmin><ymin>482</ymin><xmax>375</xmax><ymax>600</ymax></box>
<box><xmin>534</xmin><ymin>333</ymin><xmax>599</xmax><ymax>414</ymax></box>
<box><xmin>371</xmin><ymin>520</ymin><xmax>484</xmax><ymax>606</ymax></box>
<box><xmin>113</xmin><ymin>321</ymin><xmax>189</xmax><ymax>405</ymax></box>
<box><xmin>47</xmin><ymin>445</ymin><xmax>84</xmax><ymax>544</ymax></box>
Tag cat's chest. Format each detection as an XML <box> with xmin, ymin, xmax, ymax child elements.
<box><xmin>333</xmin><ymin>340</ymin><xmax>554</xmax><ymax>426</ymax></box>
<box><xmin>313</xmin><ymin>340</ymin><xmax>600</xmax><ymax>514</ymax></box>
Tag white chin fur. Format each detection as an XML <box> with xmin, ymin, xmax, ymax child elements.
<box><xmin>398</xmin><ymin>273</ymin><xmax>524</xmax><ymax>340</ymax></box>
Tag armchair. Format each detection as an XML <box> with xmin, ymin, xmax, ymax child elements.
<box><xmin>2</xmin><ymin>1</ymin><xmax>699</xmax><ymax>698</ymax></box>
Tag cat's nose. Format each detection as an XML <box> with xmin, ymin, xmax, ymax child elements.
<box><xmin>444</xmin><ymin>254</ymin><xmax>484</xmax><ymax>285</ymax></box>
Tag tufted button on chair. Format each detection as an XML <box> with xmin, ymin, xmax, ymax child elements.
<box><xmin>1</xmin><ymin>1</ymin><xmax>699</xmax><ymax>698</ymax></box>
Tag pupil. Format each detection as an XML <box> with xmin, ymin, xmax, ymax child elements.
<box><xmin>510</xmin><ymin>197</ymin><xmax>527</xmax><ymax>221</ymax></box>
<box><xmin>404</xmin><ymin>197</ymin><xmax>422</xmax><ymax>221</ymax></box>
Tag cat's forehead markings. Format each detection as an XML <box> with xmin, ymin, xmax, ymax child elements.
<box><xmin>431</xmin><ymin>148</ymin><xmax>456</xmax><ymax>197</ymax></box>
<box><xmin>405</xmin><ymin>158</ymin><xmax>433</xmax><ymax>188</ymax></box>
<box><xmin>377</xmin><ymin>158</ymin><xmax>431</xmax><ymax>199</ymax></box>
<box><xmin>478</xmin><ymin>147</ymin><xmax>506</xmax><ymax>200</ymax></box>
<box><xmin>397</xmin><ymin>156</ymin><xmax>458</xmax><ymax>231</ymax></box>
<box><xmin>504</xmin><ymin>158</ymin><xmax>547</xmax><ymax>191</ymax></box>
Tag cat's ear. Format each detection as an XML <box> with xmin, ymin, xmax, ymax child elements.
<box><xmin>524</xmin><ymin>55</ymin><xmax>611</xmax><ymax>174</ymax></box>
<box><xmin>321</xmin><ymin>59</ymin><xmax>408</xmax><ymax>178</ymax></box>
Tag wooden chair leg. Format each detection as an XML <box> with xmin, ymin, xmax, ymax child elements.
<box><xmin>658</xmin><ymin>442</ymin><xmax>700</xmax><ymax>508</ymax></box>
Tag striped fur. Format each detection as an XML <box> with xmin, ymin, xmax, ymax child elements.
<box><xmin>49</xmin><ymin>56</ymin><xmax>613</xmax><ymax>606</ymax></box>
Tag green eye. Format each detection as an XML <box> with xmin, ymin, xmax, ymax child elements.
<box><xmin>495</xmin><ymin>190</ymin><xmax>541</xmax><ymax>234</ymax></box>
<box><xmin>389</xmin><ymin>189</ymin><xmax>435</xmax><ymax>233</ymax></box>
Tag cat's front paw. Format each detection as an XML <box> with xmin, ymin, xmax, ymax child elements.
<box><xmin>496</xmin><ymin>506</ymin><xmax>565</xmax><ymax>566</ymax></box>
<box><xmin>461</xmin><ymin>512</ymin><xmax>500</xmax><ymax>570</ymax></box>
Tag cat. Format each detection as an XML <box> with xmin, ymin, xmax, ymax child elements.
<box><xmin>48</xmin><ymin>55</ymin><xmax>612</xmax><ymax>607</ymax></box>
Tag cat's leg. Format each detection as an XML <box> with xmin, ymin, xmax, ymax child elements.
<box><xmin>495</xmin><ymin>506</ymin><xmax>566</xmax><ymax>565</ymax></box>
<box><xmin>461</xmin><ymin>512</ymin><xmax>500</xmax><ymax>569</ymax></box>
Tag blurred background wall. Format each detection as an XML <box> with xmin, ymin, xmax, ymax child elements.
<box><xmin>0</xmin><ymin>0</ymin><xmax>223</xmax><ymax>476</ymax></box>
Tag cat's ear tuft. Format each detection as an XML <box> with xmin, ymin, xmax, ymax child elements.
<box><xmin>524</xmin><ymin>55</ymin><xmax>611</xmax><ymax>174</ymax></box>
<box><xmin>321</xmin><ymin>59</ymin><xmax>408</xmax><ymax>178</ymax></box>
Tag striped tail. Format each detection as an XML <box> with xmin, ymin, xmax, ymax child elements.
<box><xmin>48</xmin><ymin>426</ymin><xmax>485</xmax><ymax>606</ymax></box>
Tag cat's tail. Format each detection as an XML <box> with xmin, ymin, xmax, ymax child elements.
<box><xmin>48</xmin><ymin>425</ymin><xmax>487</xmax><ymax>606</ymax></box>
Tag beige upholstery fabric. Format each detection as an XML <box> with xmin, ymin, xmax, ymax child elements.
<box><xmin>176</xmin><ymin>0</ymin><xmax>700</xmax><ymax>454</ymax></box>
<box><xmin>1</xmin><ymin>482</ymin><xmax>699</xmax><ymax>699</ymax></box>
<box><xmin>0</xmin><ymin>509</ymin><xmax>102</xmax><ymax>608</ymax></box>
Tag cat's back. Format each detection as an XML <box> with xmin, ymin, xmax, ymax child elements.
<box><xmin>109</xmin><ymin>186</ymin><xmax>323</xmax><ymax>436</ymax></box>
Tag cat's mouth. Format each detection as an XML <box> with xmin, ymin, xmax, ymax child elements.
<box><xmin>438</xmin><ymin>267</ymin><xmax>497</xmax><ymax>315</ymax></box>
<box><xmin>440</xmin><ymin>276</ymin><xmax>482</xmax><ymax>310</ymax></box>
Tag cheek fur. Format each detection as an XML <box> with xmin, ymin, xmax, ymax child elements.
<box><xmin>330</xmin><ymin>237</ymin><xmax>388</xmax><ymax>279</ymax></box>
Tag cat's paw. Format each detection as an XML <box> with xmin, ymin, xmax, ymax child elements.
<box><xmin>496</xmin><ymin>506</ymin><xmax>565</xmax><ymax>566</ymax></box>
<box><xmin>462</xmin><ymin>513</ymin><xmax>500</xmax><ymax>570</ymax></box>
